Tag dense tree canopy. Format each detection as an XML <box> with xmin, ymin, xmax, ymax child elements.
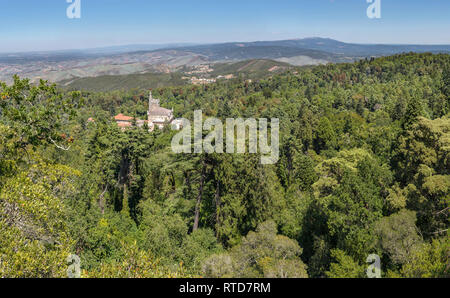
<box><xmin>1</xmin><ymin>53</ymin><xmax>449</xmax><ymax>278</ymax></box>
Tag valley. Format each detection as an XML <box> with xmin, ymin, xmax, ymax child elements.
<box><xmin>2</xmin><ymin>37</ymin><xmax>449</xmax><ymax>86</ymax></box>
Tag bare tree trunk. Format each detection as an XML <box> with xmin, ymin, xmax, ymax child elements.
<box><xmin>99</xmin><ymin>185</ymin><xmax>108</xmax><ymax>215</ymax></box>
<box><xmin>215</xmin><ymin>180</ymin><xmax>221</xmax><ymax>236</ymax></box>
<box><xmin>193</xmin><ymin>160</ymin><xmax>206</xmax><ymax>231</ymax></box>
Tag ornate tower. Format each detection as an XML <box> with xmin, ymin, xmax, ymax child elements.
<box><xmin>148</xmin><ymin>91</ymin><xmax>160</xmax><ymax>110</ymax></box>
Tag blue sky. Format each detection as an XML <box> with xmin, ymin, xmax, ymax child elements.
<box><xmin>0</xmin><ymin>0</ymin><xmax>449</xmax><ymax>52</ymax></box>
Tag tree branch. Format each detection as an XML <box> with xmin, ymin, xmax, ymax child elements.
<box><xmin>49</xmin><ymin>137</ymin><xmax>71</xmax><ymax>151</ymax></box>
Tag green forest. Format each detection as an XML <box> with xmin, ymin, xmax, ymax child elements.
<box><xmin>0</xmin><ymin>53</ymin><xmax>449</xmax><ymax>278</ymax></box>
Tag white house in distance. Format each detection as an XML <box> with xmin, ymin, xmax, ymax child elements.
<box><xmin>114</xmin><ymin>91</ymin><xmax>181</xmax><ymax>131</ymax></box>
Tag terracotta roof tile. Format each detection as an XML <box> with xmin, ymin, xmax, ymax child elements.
<box><xmin>114</xmin><ymin>113</ymin><xmax>134</xmax><ymax>121</ymax></box>
<box><xmin>117</xmin><ymin>122</ymin><xmax>133</xmax><ymax>128</ymax></box>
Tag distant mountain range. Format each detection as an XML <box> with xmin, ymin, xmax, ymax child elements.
<box><xmin>158</xmin><ymin>38</ymin><xmax>450</xmax><ymax>62</ymax></box>
<box><xmin>235</xmin><ymin>38</ymin><xmax>450</xmax><ymax>57</ymax></box>
<box><xmin>1</xmin><ymin>38</ymin><xmax>449</xmax><ymax>84</ymax></box>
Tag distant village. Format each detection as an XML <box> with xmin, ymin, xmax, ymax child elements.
<box><xmin>182</xmin><ymin>64</ymin><xmax>235</xmax><ymax>85</ymax></box>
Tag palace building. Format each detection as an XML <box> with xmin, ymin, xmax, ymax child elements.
<box><xmin>114</xmin><ymin>91</ymin><xmax>178</xmax><ymax>131</ymax></box>
<box><xmin>147</xmin><ymin>91</ymin><xmax>174</xmax><ymax>129</ymax></box>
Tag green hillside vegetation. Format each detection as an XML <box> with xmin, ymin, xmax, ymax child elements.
<box><xmin>1</xmin><ymin>53</ymin><xmax>449</xmax><ymax>278</ymax></box>
<box><xmin>211</xmin><ymin>59</ymin><xmax>294</xmax><ymax>78</ymax></box>
<box><xmin>59</xmin><ymin>59</ymin><xmax>295</xmax><ymax>92</ymax></box>
<box><xmin>61</xmin><ymin>72</ymin><xmax>187</xmax><ymax>92</ymax></box>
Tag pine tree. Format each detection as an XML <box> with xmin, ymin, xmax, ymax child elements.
<box><xmin>402</xmin><ymin>97</ymin><xmax>423</xmax><ymax>130</ymax></box>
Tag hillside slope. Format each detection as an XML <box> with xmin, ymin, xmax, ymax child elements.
<box><xmin>61</xmin><ymin>59</ymin><xmax>295</xmax><ymax>91</ymax></box>
<box><xmin>61</xmin><ymin>72</ymin><xmax>186</xmax><ymax>92</ymax></box>
<box><xmin>2</xmin><ymin>38</ymin><xmax>450</xmax><ymax>85</ymax></box>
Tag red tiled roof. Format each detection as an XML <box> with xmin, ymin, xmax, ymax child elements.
<box><xmin>117</xmin><ymin>122</ymin><xmax>133</xmax><ymax>128</ymax></box>
<box><xmin>114</xmin><ymin>113</ymin><xmax>134</xmax><ymax>121</ymax></box>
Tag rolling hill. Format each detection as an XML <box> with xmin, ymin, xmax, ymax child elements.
<box><xmin>61</xmin><ymin>59</ymin><xmax>294</xmax><ymax>91</ymax></box>
<box><xmin>61</xmin><ymin>72</ymin><xmax>186</xmax><ymax>92</ymax></box>
<box><xmin>2</xmin><ymin>38</ymin><xmax>450</xmax><ymax>85</ymax></box>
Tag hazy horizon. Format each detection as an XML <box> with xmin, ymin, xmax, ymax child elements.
<box><xmin>2</xmin><ymin>36</ymin><xmax>450</xmax><ymax>55</ymax></box>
